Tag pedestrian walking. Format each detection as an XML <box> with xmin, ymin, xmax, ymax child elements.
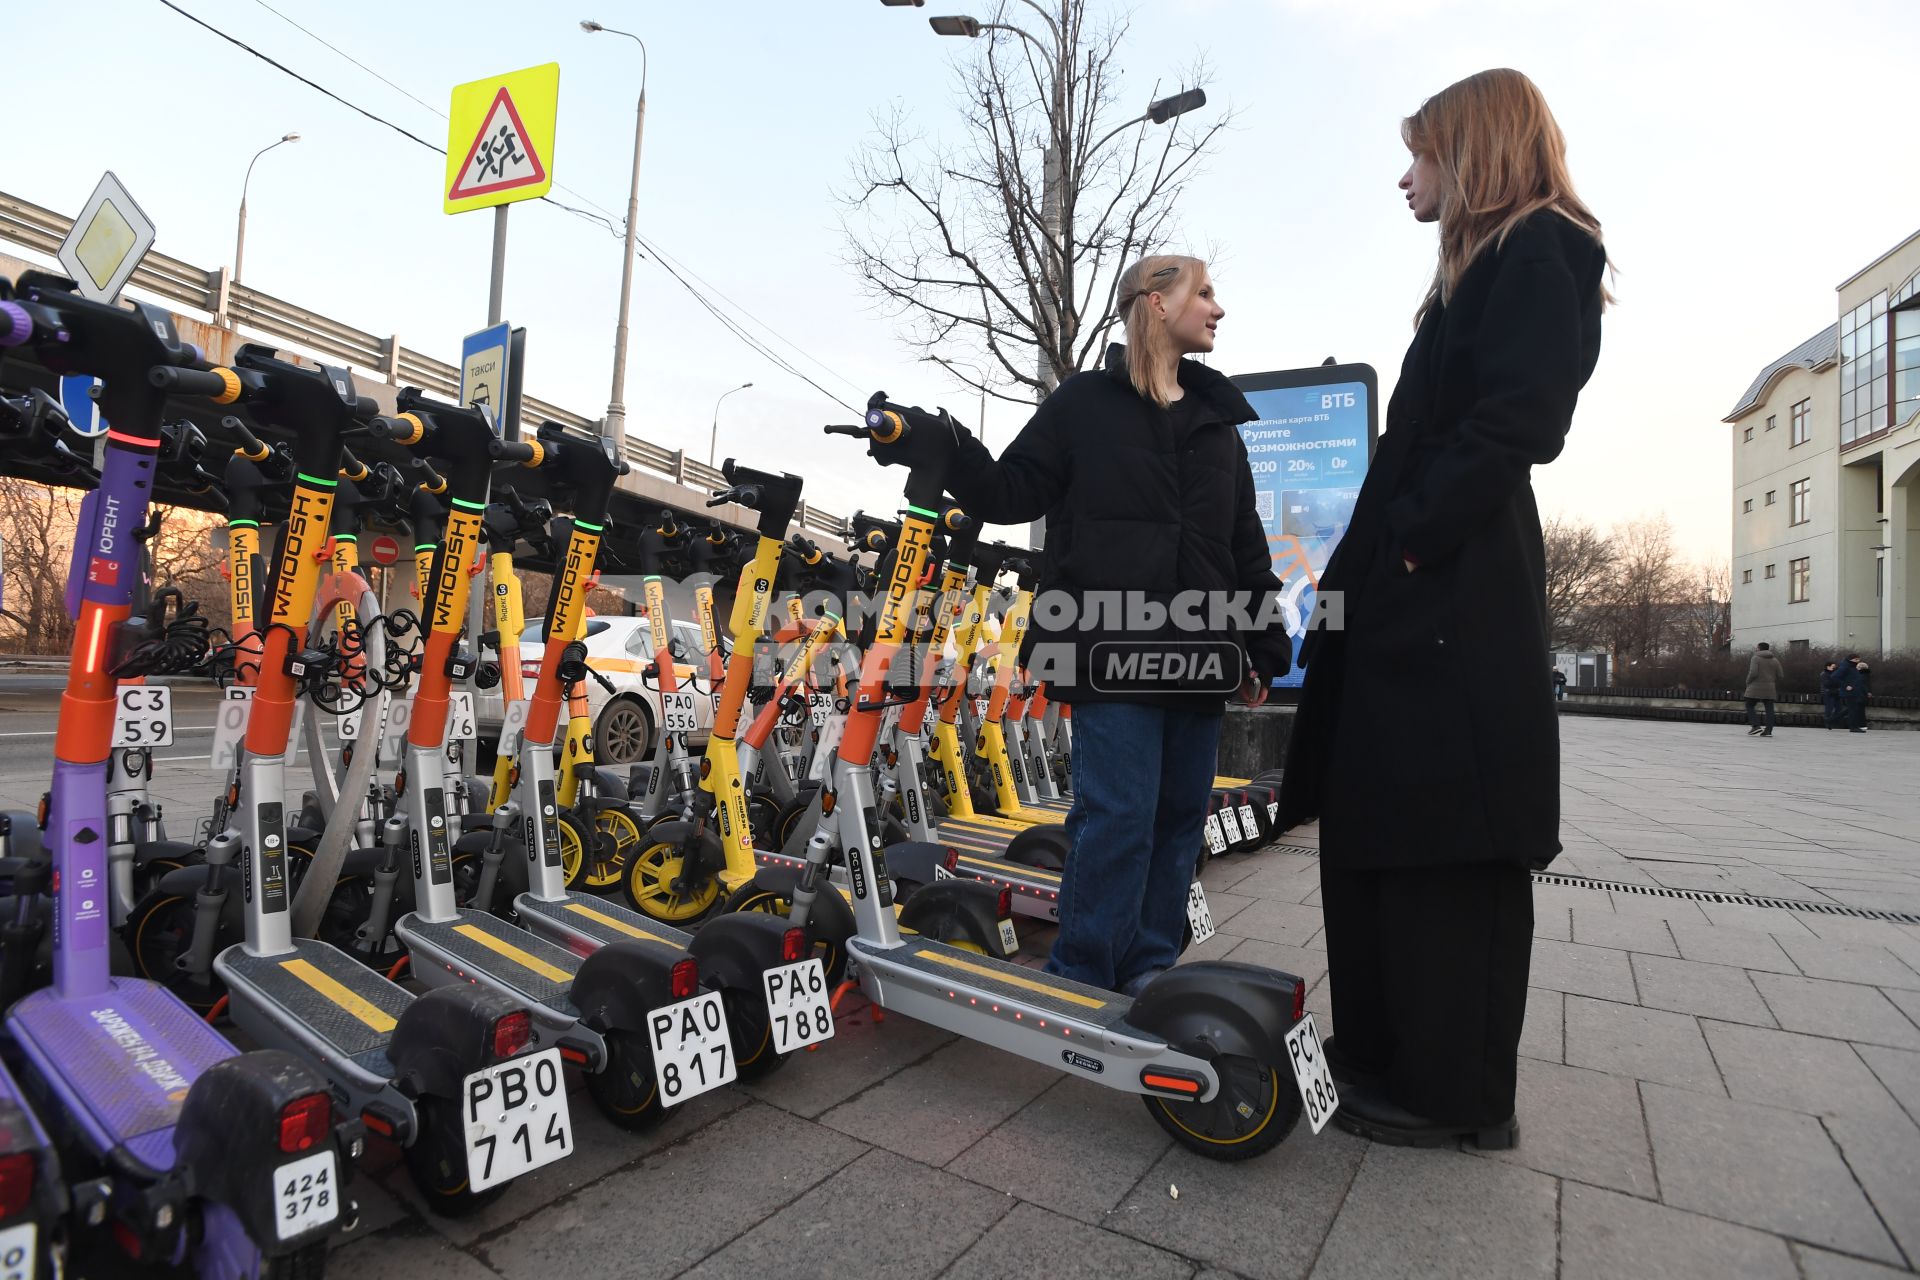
<box><xmin>1820</xmin><ymin>661</ymin><xmax>1844</xmax><ymax>730</ymax></box>
<box><xmin>1277</xmin><ymin>68</ymin><xmax>1611</xmax><ymax>1151</ymax></box>
<box><xmin>1844</xmin><ymin>660</ymin><xmax>1872</xmax><ymax>732</ymax></box>
<box><xmin>1552</xmin><ymin>668</ymin><xmax>1568</xmax><ymax>702</ymax></box>
<box><xmin>1743</xmin><ymin>642</ymin><xmax>1783</xmax><ymax>737</ymax></box>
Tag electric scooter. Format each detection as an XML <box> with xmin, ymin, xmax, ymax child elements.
<box><xmin>378</xmin><ymin>395</ymin><xmax>750</xmax><ymax>1127</ymax></box>
<box><xmin>168</xmin><ymin>346</ymin><xmax>567</xmax><ymax>1219</ymax></box>
<box><xmin>762</xmin><ymin>392</ymin><xmax>1328</xmax><ymax>1159</ymax></box>
<box><xmin>0</xmin><ymin>276</ymin><xmax>360</xmax><ymax>1271</ymax></box>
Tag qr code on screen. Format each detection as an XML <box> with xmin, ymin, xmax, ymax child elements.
<box><xmin>1255</xmin><ymin>490</ymin><xmax>1275</xmax><ymax>522</ymax></box>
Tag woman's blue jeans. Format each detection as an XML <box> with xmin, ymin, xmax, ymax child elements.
<box><xmin>1047</xmin><ymin>702</ymin><xmax>1223</xmax><ymax>992</ymax></box>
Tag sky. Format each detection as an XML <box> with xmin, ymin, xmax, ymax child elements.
<box><xmin>6</xmin><ymin>0</ymin><xmax>1919</xmax><ymax>562</ymax></box>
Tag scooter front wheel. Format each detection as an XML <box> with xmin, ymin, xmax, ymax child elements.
<box><xmin>123</xmin><ymin>892</ymin><xmax>230</xmax><ymax>1011</ymax></box>
<box><xmin>621</xmin><ymin>823</ymin><xmax>722</xmax><ymax>923</ymax></box>
<box><xmin>588</xmin><ymin>1029</ymin><xmax>668</xmax><ymax>1130</ymax></box>
<box><xmin>1145</xmin><ymin>1055</ymin><xmax>1298</xmax><ymax>1161</ymax></box>
<box><xmin>584</xmin><ymin>808</ymin><xmax>640</xmax><ymax>890</ymax></box>
<box><xmin>403</xmin><ymin>1095</ymin><xmax>508</xmax><ymax>1218</ymax></box>
<box><xmin>559</xmin><ymin>812</ymin><xmax>588</xmax><ymax>891</ymax></box>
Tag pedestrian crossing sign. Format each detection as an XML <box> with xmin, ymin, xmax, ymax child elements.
<box><xmin>444</xmin><ymin>62</ymin><xmax>559</xmax><ymax>214</ymax></box>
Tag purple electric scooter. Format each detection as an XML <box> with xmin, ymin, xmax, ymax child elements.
<box><xmin>0</xmin><ymin>273</ymin><xmax>357</xmax><ymax>1277</ymax></box>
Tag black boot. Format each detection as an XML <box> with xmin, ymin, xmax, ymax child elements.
<box><xmin>1331</xmin><ymin>1082</ymin><xmax>1518</xmax><ymax>1150</ymax></box>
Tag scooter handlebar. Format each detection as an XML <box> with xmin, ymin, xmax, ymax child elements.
<box><xmin>150</xmin><ymin>365</ymin><xmax>239</xmax><ymax>399</ymax></box>
<box><xmin>489</xmin><ymin>440</ymin><xmax>539</xmax><ymax>464</ymax></box>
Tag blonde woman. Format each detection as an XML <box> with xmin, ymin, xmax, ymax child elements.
<box><xmin>938</xmin><ymin>256</ymin><xmax>1290</xmax><ymax>994</ymax></box>
<box><xmin>1279</xmin><ymin>69</ymin><xmax>1611</xmax><ymax>1148</ymax></box>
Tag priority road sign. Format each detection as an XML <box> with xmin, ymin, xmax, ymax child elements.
<box><xmin>444</xmin><ymin>63</ymin><xmax>560</xmax><ymax>215</ymax></box>
<box><xmin>58</xmin><ymin>171</ymin><xmax>156</xmax><ymax>304</ymax></box>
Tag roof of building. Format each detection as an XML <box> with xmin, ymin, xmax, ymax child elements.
<box><xmin>1724</xmin><ymin>324</ymin><xmax>1839</xmax><ymax>422</ymax></box>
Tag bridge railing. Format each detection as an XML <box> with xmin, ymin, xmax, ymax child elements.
<box><xmin>0</xmin><ymin>189</ymin><xmax>848</xmax><ymax>542</ymax></box>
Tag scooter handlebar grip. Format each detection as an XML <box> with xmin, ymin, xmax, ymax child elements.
<box><xmin>0</xmin><ymin>302</ymin><xmax>31</xmax><ymax>348</ymax></box>
<box><xmin>489</xmin><ymin>439</ymin><xmax>540</xmax><ymax>465</ymax></box>
<box><xmin>151</xmin><ymin>365</ymin><xmax>241</xmax><ymax>402</ymax></box>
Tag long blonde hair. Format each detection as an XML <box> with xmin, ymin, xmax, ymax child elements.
<box><xmin>1116</xmin><ymin>254</ymin><xmax>1206</xmax><ymax>408</ymax></box>
<box><xmin>1403</xmin><ymin>68</ymin><xmax>1610</xmax><ymax>323</ymax></box>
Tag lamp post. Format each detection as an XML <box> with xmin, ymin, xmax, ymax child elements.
<box><xmin>920</xmin><ymin>355</ymin><xmax>989</xmax><ymax>448</ymax></box>
<box><xmin>582</xmin><ymin>19</ymin><xmax>648</xmax><ymax>447</ymax></box>
<box><xmin>234</xmin><ymin>132</ymin><xmax>300</xmax><ymax>292</ymax></box>
<box><xmin>708</xmin><ymin>382</ymin><xmax>753</xmax><ymax>468</ymax></box>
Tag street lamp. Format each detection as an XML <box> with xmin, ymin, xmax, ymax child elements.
<box><xmin>582</xmin><ymin>19</ymin><xmax>648</xmax><ymax>448</ymax></box>
<box><xmin>920</xmin><ymin>355</ymin><xmax>989</xmax><ymax>448</ymax></box>
<box><xmin>708</xmin><ymin>382</ymin><xmax>753</xmax><ymax>468</ymax></box>
<box><xmin>234</xmin><ymin>132</ymin><xmax>300</xmax><ymax>291</ymax></box>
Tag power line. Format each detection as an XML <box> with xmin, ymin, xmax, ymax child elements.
<box><xmin>153</xmin><ymin>0</ymin><xmax>865</xmax><ymax>411</ymax></box>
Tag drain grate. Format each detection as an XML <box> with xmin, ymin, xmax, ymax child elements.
<box><xmin>1260</xmin><ymin>845</ymin><xmax>1920</xmax><ymax>926</ymax></box>
<box><xmin>1532</xmin><ymin>872</ymin><xmax>1920</xmax><ymax>926</ymax></box>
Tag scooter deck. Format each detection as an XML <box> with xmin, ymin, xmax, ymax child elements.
<box><xmin>9</xmin><ymin>979</ymin><xmax>236</xmax><ymax>1176</ymax></box>
<box><xmin>398</xmin><ymin>911</ymin><xmax>580</xmax><ymax>1015</ymax></box>
<box><xmin>218</xmin><ymin>940</ymin><xmax>410</xmax><ymax>1081</ymax></box>
<box><xmin>515</xmin><ymin>892</ymin><xmax>695</xmax><ymax>953</ymax></box>
<box><xmin>850</xmin><ymin>935</ymin><xmax>1127</xmax><ymax>1029</ymax></box>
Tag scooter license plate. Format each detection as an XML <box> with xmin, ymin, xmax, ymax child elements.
<box><xmin>1203</xmin><ymin>814</ymin><xmax>1227</xmax><ymax>855</ymax></box>
<box><xmin>272</xmin><ymin>1149</ymin><xmax>340</xmax><ymax>1241</ymax></box>
<box><xmin>997</xmin><ymin>917</ymin><xmax>1019</xmax><ymax>954</ymax></box>
<box><xmin>461</xmin><ymin>1048</ymin><xmax>573</xmax><ymax>1191</ymax></box>
<box><xmin>0</xmin><ymin>1222</ymin><xmax>35</xmax><ymax>1279</ymax></box>
<box><xmin>646</xmin><ymin>991</ymin><xmax>737</xmax><ymax>1106</ymax></box>
<box><xmin>1185</xmin><ymin>882</ymin><xmax>1216</xmax><ymax>945</ymax></box>
<box><xmin>113</xmin><ymin>685</ymin><xmax>174</xmax><ymax>748</ymax></box>
<box><xmin>1219</xmin><ymin>806</ymin><xmax>1244</xmax><ymax>845</ymax></box>
<box><xmin>762</xmin><ymin>958</ymin><xmax>835</xmax><ymax>1054</ymax></box>
<box><xmin>809</xmin><ymin>693</ymin><xmax>833</xmax><ymax>727</ymax></box>
<box><xmin>1283</xmin><ymin>1012</ymin><xmax>1340</xmax><ymax>1135</ymax></box>
<box><xmin>663</xmin><ymin>691</ymin><xmax>700</xmax><ymax>733</ymax></box>
<box><xmin>1238</xmin><ymin>803</ymin><xmax>1260</xmax><ymax>837</ymax></box>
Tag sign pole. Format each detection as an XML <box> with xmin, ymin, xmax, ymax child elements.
<box><xmin>488</xmin><ymin>205</ymin><xmax>509</xmax><ymax>325</ymax></box>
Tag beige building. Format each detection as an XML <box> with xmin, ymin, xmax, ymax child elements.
<box><xmin>1725</xmin><ymin>229</ymin><xmax>1920</xmax><ymax>653</ymax></box>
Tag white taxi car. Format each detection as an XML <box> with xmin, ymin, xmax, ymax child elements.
<box><xmin>497</xmin><ymin>614</ymin><xmax>715</xmax><ymax>765</ymax></box>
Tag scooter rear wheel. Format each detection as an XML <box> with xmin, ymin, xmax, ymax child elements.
<box><xmin>588</xmin><ymin>1029</ymin><xmax>667</xmax><ymax>1130</ymax></box>
<box><xmin>1145</xmin><ymin>1055</ymin><xmax>1298</xmax><ymax>1161</ymax></box>
<box><xmin>722</xmin><ymin>885</ymin><xmax>848</xmax><ymax>988</ymax></box>
<box><xmin>404</xmin><ymin>1095</ymin><xmax>507</xmax><ymax>1218</ymax></box>
<box><xmin>259</xmin><ymin>1242</ymin><xmax>329</xmax><ymax>1278</ymax></box>
<box><xmin>721</xmin><ymin>985</ymin><xmax>784</xmax><ymax>1081</ymax></box>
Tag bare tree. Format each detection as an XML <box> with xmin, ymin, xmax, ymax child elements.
<box><xmin>845</xmin><ymin>0</ymin><xmax>1229</xmax><ymax>404</ymax></box>
<box><xmin>1591</xmin><ymin>515</ymin><xmax>1688</xmax><ymax>671</ymax></box>
<box><xmin>1541</xmin><ymin>514</ymin><xmax>1610</xmax><ymax>649</ymax></box>
<box><xmin>1676</xmin><ymin>559</ymin><xmax>1732</xmax><ymax>654</ymax></box>
<box><xmin>0</xmin><ymin>477</ymin><xmax>82</xmax><ymax>655</ymax></box>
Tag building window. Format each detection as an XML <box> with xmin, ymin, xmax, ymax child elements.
<box><xmin>1789</xmin><ymin>638</ymin><xmax>1810</xmax><ymax>653</ymax></box>
<box><xmin>1743</xmin><ymin>498</ymin><xmax>1754</xmax><ymax>513</ymax></box>
<box><xmin>1765</xmin><ymin>490</ymin><xmax>1777</xmax><ymax>506</ymax></box>
<box><xmin>1790</xmin><ymin>398</ymin><xmax>1810</xmax><ymax>446</ymax></box>
<box><xmin>1765</xmin><ymin>563</ymin><xmax>1777</xmax><ymax>579</ymax></box>
<box><xmin>1766</xmin><ymin>415</ymin><xmax>1777</xmax><ymax>431</ymax></box>
<box><xmin>1789</xmin><ymin>557</ymin><xmax>1810</xmax><ymax>603</ymax></box>
<box><xmin>1744</xmin><ymin>426</ymin><xmax>1754</xmax><ymax>443</ymax></box>
<box><xmin>1790</xmin><ymin>478</ymin><xmax>1810</xmax><ymax>525</ymax></box>
<box><xmin>1841</xmin><ymin>291</ymin><xmax>1891</xmax><ymax>447</ymax></box>
<box><xmin>1897</xmin><ymin>304</ymin><xmax>1920</xmax><ymax>423</ymax></box>
<box><xmin>1742</xmin><ymin>569</ymin><xmax>1753</xmax><ymax>584</ymax></box>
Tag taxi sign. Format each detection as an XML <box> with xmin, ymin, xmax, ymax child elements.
<box><xmin>58</xmin><ymin>171</ymin><xmax>156</xmax><ymax>304</ymax></box>
<box><xmin>444</xmin><ymin>63</ymin><xmax>559</xmax><ymax>214</ymax></box>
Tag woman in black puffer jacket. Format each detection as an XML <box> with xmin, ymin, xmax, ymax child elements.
<box><xmin>939</xmin><ymin>255</ymin><xmax>1291</xmax><ymax>995</ymax></box>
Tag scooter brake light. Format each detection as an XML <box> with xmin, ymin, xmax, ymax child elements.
<box><xmin>0</xmin><ymin>1152</ymin><xmax>32</xmax><ymax>1218</ymax></box>
<box><xmin>670</xmin><ymin>958</ymin><xmax>700</xmax><ymax>1000</ymax></box>
<box><xmin>996</xmin><ymin>885</ymin><xmax>1012</xmax><ymax>921</ymax></box>
<box><xmin>1293</xmin><ymin>978</ymin><xmax>1306</xmax><ymax>1022</ymax></box>
<box><xmin>780</xmin><ymin>928</ymin><xmax>807</xmax><ymax>965</ymax></box>
<box><xmin>491</xmin><ymin>1011</ymin><xmax>533</xmax><ymax>1058</ymax></box>
<box><xmin>278</xmin><ymin>1092</ymin><xmax>331</xmax><ymax>1154</ymax></box>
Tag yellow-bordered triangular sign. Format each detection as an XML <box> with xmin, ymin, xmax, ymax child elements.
<box><xmin>444</xmin><ymin>63</ymin><xmax>559</xmax><ymax>215</ymax></box>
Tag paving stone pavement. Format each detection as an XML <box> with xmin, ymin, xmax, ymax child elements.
<box><xmin>13</xmin><ymin>715</ymin><xmax>1920</xmax><ymax>1278</ymax></box>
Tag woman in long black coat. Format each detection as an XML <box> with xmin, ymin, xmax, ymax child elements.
<box><xmin>1278</xmin><ymin>68</ymin><xmax>1611</xmax><ymax>1148</ymax></box>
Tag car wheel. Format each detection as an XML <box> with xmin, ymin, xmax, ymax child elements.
<box><xmin>593</xmin><ymin>695</ymin><xmax>655</xmax><ymax>766</ymax></box>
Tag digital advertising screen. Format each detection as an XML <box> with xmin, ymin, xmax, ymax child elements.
<box><xmin>1229</xmin><ymin>363</ymin><xmax>1379</xmax><ymax>692</ymax></box>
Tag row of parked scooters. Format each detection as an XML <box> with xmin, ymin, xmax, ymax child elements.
<box><xmin>0</xmin><ymin>270</ymin><xmax>1309</xmax><ymax>1278</ymax></box>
